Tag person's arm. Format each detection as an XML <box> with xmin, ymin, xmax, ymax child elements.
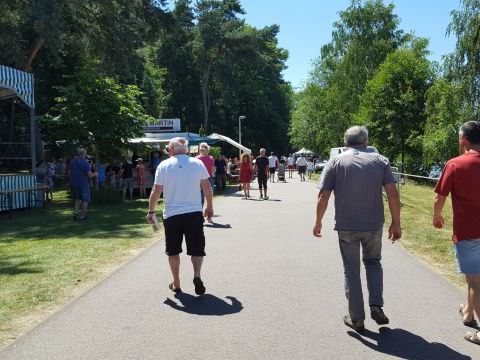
<box><xmin>313</xmin><ymin>190</ymin><xmax>331</xmax><ymax>237</ymax></box>
<box><xmin>384</xmin><ymin>183</ymin><xmax>401</xmax><ymax>242</ymax></box>
<box><xmin>433</xmin><ymin>194</ymin><xmax>447</xmax><ymax>228</ymax></box>
<box><xmin>146</xmin><ymin>184</ymin><xmax>164</xmax><ymax>223</ymax></box>
<box><xmin>201</xmin><ymin>179</ymin><xmax>214</xmax><ymax>218</ymax></box>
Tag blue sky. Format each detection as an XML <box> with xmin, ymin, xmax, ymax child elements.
<box><xmin>240</xmin><ymin>0</ymin><xmax>460</xmax><ymax>89</ymax></box>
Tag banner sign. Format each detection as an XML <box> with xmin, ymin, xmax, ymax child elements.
<box><xmin>146</xmin><ymin>119</ymin><xmax>181</xmax><ymax>132</ymax></box>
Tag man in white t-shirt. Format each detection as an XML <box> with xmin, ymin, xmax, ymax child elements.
<box><xmin>296</xmin><ymin>155</ymin><xmax>307</xmax><ymax>182</ymax></box>
<box><xmin>147</xmin><ymin>137</ymin><xmax>213</xmax><ymax>295</ymax></box>
<box><xmin>268</xmin><ymin>152</ymin><xmax>279</xmax><ymax>182</ymax></box>
<box><xmin>287</xmin><ymin>155</ymin><xmax>295</xmax><ymax>178</ymax></box>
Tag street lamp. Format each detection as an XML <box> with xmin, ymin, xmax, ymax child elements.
<box><xmin>238</xmin><ymin>115</ymin><xmax>246</xmax><ymax>159</ymax></box>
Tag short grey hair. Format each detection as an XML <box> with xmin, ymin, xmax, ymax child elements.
<box><xmin>259</xmin><ymin>148</ymin><xmax>266</xmax><ymax>154</ymax></box>
<box><xmin>344</xmin><ymin>126</ymin><xmax>369</xmax><ymax>147</ymax></box>
<box><xmin>199</xmin><ymin>142</ymin><xmax>210</xmax><ymax>153</ymax></box>
<box><xmin>77</xmin><ymin>148</ymin><xmax>87</xmax><ymax>157</ymax></box>
<box><xmin>169</xmin><ymin>137</ymin><xmax>189</xmax><ymax>154</ymax></box>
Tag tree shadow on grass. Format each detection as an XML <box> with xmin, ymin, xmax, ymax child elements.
<box><xmin>164</xmin><ymin>293</ymin><xmax>243</xmax><ymax>316</ymax></box>
<box><xmin>1</xmin><ymin>200</ymin><xmax>150</xmax><ymax>242</ymax></box>
<box><xmin>0</xmin><ymin>255</ymin><xmax>43</xmax><ymax>275</ymax></box>
<box><xmin>348</xmin><ymin>327</ymin><xmax>471</xmax><ymax>360</ymax></box>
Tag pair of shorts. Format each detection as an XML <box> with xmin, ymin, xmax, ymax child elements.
<box><xmin>71</xmin><ymin>186</ymin><xmax>90</xmax><ymax>202</ymax></box>
<box><xmin>163</xmin><ymin>212</ymin><xmax>206</xmax><ymax>256</ymax></box>
<box><xmin>454</xmin><ymin>239</ymin><xmax>480</xmax><ymax>274</ymax></box>
<box><xmin>288</xmin><ymin>165</ymin><xmax>294</xmax><ymax>170</ymax></box>
<box><xmin>269</xmin><ymin>167</ymin><xmax>276</xmax><ymax>174</ymax></box>
<box><xmin>298</xmin><ymin>165</ymin><xmax>306</xmax><ymax>174</ymax></box>
<box><xmin>122</xmin><ymin>178</ymin><xmax>134</xmax><ymax>189</ymax></box>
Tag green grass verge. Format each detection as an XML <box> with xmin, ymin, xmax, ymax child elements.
<box><xmin>0</xmin><ymin>190</ymin><xmax>161</xmax><ymax>345</ymax></box>
<box><xmin>391</xmin><ymin>181</ymin><xmax>462</xmax><ymax>285</ymax></box>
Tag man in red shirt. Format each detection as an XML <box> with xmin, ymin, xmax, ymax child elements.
<box><xmin>434</xmin><ymin>120</ymin><xmax>480</xmax><ymax>345</ymax></box>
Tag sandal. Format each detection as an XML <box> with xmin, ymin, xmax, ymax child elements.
<box><xmin>169</xmin><ymin>283</ymin><xmax>182</xmax><ymax>293</ymax></box>
<box><xmin>459</xmin><ymin>303</ymin><xmax>476</xmax><ymax>326</ymax></box>
<box><xmin>464</xmin><ymin>331</ymin><xmax>480</xmax><ymax>345</ymax></box>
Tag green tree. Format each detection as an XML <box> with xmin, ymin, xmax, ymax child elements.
<box><xmin>355</xmin><ymin>39</ymin><xmax>433</xmax><ymax>171</ymax></box>
<box><xmin>422</xmin><ymin>79</ymin><xmax>466</xmax><ymax>165</ymax></box>
<box><xmin>41</xmin><ymin>63</ymin><xmax>153</xmax><ymax>161</ymax></box>
<box><xmin>447</xmin><ymin>0</ymin><xmax>480</xmax><ymax>109</ymax></box>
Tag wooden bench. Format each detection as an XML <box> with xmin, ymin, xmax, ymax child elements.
<box><xmin>0</xmin><ymin>185</ymin><xmax>49</xmax><ymax>219</ymax></box>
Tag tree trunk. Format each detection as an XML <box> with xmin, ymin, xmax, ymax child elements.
<box><xmin>201</xmin><ymin>58</ymin><xmax>213</xmax><ymax>131</ymax></box>
<box><xmin>23</xmin><ymin>37</ymin><xmax>45</xmax><ymax>72</ymax></box>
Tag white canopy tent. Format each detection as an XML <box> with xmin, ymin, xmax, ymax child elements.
<box><xmin>294</xmin><ymin>148</ymin><xmax>314</xmax><ymax>156</ymax></box>
<box><xmin>207</xmin><ymin>133</ymin><xmax>252</xmax><ymax>154</ymax></box>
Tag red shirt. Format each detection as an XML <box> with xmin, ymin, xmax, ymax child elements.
<box><xmin>435</xmin><ymin>151</ymin><xmax>480</xmax><ymax>242</ymax></box>
<box><xmin>196</xmin><ymin>155</ymin><xmax>215</xmax><ymax>176</ymax></box>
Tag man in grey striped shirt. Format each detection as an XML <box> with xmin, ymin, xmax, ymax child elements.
<box><xmin>313</xmin><ymin>126</ymin><xmax>402</xmax><ymax>332</ymax></box>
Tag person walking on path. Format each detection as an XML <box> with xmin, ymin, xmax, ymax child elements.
<box><xmin>254</xmin><ymin>148</ymin><xmax>270</xmax><ymax>200</ymax></box>
<box><xmin>196</xmin><ymin>142</ymin><xmax>215</xmax><ymax>222</ymax></box>
<box><xmin>147</xmin><ymin>137</ymin><xmax>213</xmax><ymax>295</ymax></box>
<box><xmin>135</xmin><ymin>158</ymin><xmax>146</xmax><ymax>198</ymax></box>
<box><xmin>119</xmin><ymin>159</ymin><xmax>134</xmax><ymax>200</ymax></box>
<box><xmin>313</xmin><ymin>126</ymin><xmax>401</xmax><ymax>332</ymax></box>
<box><xmin>287</xmin><ymin>154</ymin><xmax>295</xmax><ymax>178</ymax></box>
<box><xmin>215</xmin><ymin>155</ymin><xmax>227</xmax><ymax>192</ymax></box>
<box><xmin>69</xmin><ymin>148</ymin><xmax>97</xmax><ymax>221</ymax></box>
<box><xmin>268</xmin><ymin>152</ymin><xmax>279</xmax><ymax>183</ymax></box>
<box><xmin>296</xmin><ymin>155</ymin><xmax>307</xmax><ymax>182</ymax></box>
<box><xmin>239</xmin><ymin>153</ymin><xmax>253</xmax><ymax>199</ymax></box>
<box><xmin>433</xmin><ymin>121</ymin><xmax>480</xmax><ymax>345</ymax></box>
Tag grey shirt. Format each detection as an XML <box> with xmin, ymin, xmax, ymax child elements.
<box><xmin>317</xmin><ymin>147</ymin><xmax>396</xmax><ymax>232</ymax></box>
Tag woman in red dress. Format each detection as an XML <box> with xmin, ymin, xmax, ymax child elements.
<box><xmin>136</xmin><ymin>158</ymin><xmax>146</xmax><ymax>198</ymax></box>
<box><xmin>239</xmin><ymin>153</ymin><xmax>253</xmax><ymax>199</ymax></box>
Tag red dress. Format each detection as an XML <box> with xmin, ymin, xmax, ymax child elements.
<box><xmin>136</xmin><ymin>165</ymin><xmax>145</xmax><ymax>186</ymax></box>
<box><xmin>239</xmin><ymin>161</ymin><xmax>252</xmax><ymax>183</ymax></box>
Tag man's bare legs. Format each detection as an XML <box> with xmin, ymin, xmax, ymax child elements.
<box><xmin>191</xmin><ymin>256</ymin><xmax>203</xmax><ymax>278</ymax></box>
<box><xmin>169</xmin><ymin>255</ymin><xmax>181</xmax><ymax>289</ymax></box>
<box><xmin>465</xmin><ymin>275</ymin><xmax>480</xmax><ymax>331</ymax></box>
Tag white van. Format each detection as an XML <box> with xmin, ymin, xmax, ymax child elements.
<box><xmin>329</xmin><ymin>146</ymin><xmax>379</xmax><ymax>159</ymax></box>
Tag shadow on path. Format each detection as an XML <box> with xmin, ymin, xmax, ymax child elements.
<box><xmin>348</xmin><ymin>327</ymin><xmax>471</xmax><ymax>360</ymax></box>
<box><xmin>164</xmin><ymin>293</ymin><xmax>243</xmax><ymax>316</ymax></box>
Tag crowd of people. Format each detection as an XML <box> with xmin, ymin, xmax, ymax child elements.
<box><xmin>145</xmin><ymin>121</ymin><xmax>480</xmax><ymax>347</ymax></box>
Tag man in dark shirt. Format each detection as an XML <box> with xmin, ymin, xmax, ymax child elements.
<box><xmin>254</xmin><ymin>148</ymin><xmax>270</xmax><ymax>200</ymax></box>
<box><xmin>119</xmin><ymin>160</ymin><xmax>134</xmax><ymax>200</ymax></box>
<box><xmin>215</xmin><ymin>155</ymin><xmax>227</xmax><ymax>191</ymax></box>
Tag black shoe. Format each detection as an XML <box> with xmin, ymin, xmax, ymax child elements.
<box><xmin>193</xmin><ymin>277</ymin><xmax>206</xmax><ymax>295</ymax></box>
<box><xmin>343</xmin><ymin>315</ymin><xmax>365</xmax><ymax>332</ymax></box>
<box><xmin>370</xmin><ymin>306</ymin><xmax>389</xmax><ymax>325</ymax></box>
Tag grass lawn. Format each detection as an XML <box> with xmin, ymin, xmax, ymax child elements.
<box><xmin>393</xmin><ymin>181</ymin><xmax>461</xmax><ymax>285</ymax></box>
<box><xmin>0</xmin><ymin>190</ymin><xmax>161</xmax><ymax>346</ymax></box>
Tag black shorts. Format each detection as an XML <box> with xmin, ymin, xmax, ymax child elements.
<box><xmin>163</xmin><ymin>212</ymin><xmax>206</xmax><ymax>256</ymax></box>
<box><xmin>298</xmin><ymin>165</ymin><xmax>306</xmax><ymax>174</ymax></box>
<box><xmin>269</xmin><ymin>167</ymin><xmax>276</xmax><ymax>174</ymax></box>
<box><xmin>258</xmin><ymin>174</ymin><xmax>268</xmax><ymax>189</ymax></box>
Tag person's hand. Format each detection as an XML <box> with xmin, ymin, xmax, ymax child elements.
<box><xmin>388</xmin><ymin>223</ymin><xmax>402</xmax><ymax>243</ymax></box>
<box><xmin>204</xmin><ymin>206</ymin><xmax>214</xmax><ymax>219</ymax></box>
<box><xmin>433</xmin><ymin>214</ymin><xmax>445</xmax><ymax>229</ymax></box>
<box><xmin>313</xmin><ymin>222</ymin><xmax>322</xmax><ymax>237</ymax></box>
<box><xmin>146</xmin><ymin>213</ymin><xmax>154</xmax><ymax>224</ymax></box>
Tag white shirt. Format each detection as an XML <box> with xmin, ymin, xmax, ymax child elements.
<box><xmin>154</xmin><ymin>155</ymin><xmax>209</xmax><ymax>219</ymax></box>
<box><xmin>287</xmin><ymin>156</ymin><xmax>295</xmax><ymax>166</ymax></box>
<box><xmin>268</xmin><ymin>156</ymin><xmax>278</xmax><ymax>168</ymax></box>
<box><xmin>307</xmin><ymin>161</ymin><xmax>314</xmax><ymax>170</ymax></box>
<box><xmin>296</xmin><ymin>156</ymin><xmax>307</xmax><ymax>166</ymax></box>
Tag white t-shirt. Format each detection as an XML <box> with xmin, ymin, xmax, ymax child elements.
<box><xmin>307</xmin><ymin>161</ymin><xmax>314</xmax><ymax>170</ymax></box>
<box><xmin>287</xmin><ymin>156</ymin><xmax>295</xmax><ymax>166</ymax></box>
<box><xmin>296</xmin><ymin>156</ymin><xmax>307</xmax><ymax>166</ymax></box>
<box><xmin>154</xmin><ymin>155</ymin><xmax>209</xmax><ymax>219</ymax></box>
<box><xmin>268</xmin><ymin>156</ymin><xmax>278</xmax><ymax>168</ymax></box>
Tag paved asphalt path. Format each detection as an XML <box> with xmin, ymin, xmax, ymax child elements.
<box><xmin>1</xmin><ymin>176</ymin><xmax>479</xmax><ymax>359</ymax></box>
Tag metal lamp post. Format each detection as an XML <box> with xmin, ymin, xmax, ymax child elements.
<box><xmin>238</xmin><ymin>115</ymin><xmax>246</xmax><ymax>159</ymax></box>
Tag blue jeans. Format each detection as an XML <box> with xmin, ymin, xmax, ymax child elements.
<box><xmin>201</xmin><ymin>177</ymin><xmax>215</xmax><ymax>207</ymax></box>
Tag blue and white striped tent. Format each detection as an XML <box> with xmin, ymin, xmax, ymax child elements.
<box><xmin>0</xmin><ymin>65</ymin><xmax>35</xmax><ymax>109</ymax></box>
